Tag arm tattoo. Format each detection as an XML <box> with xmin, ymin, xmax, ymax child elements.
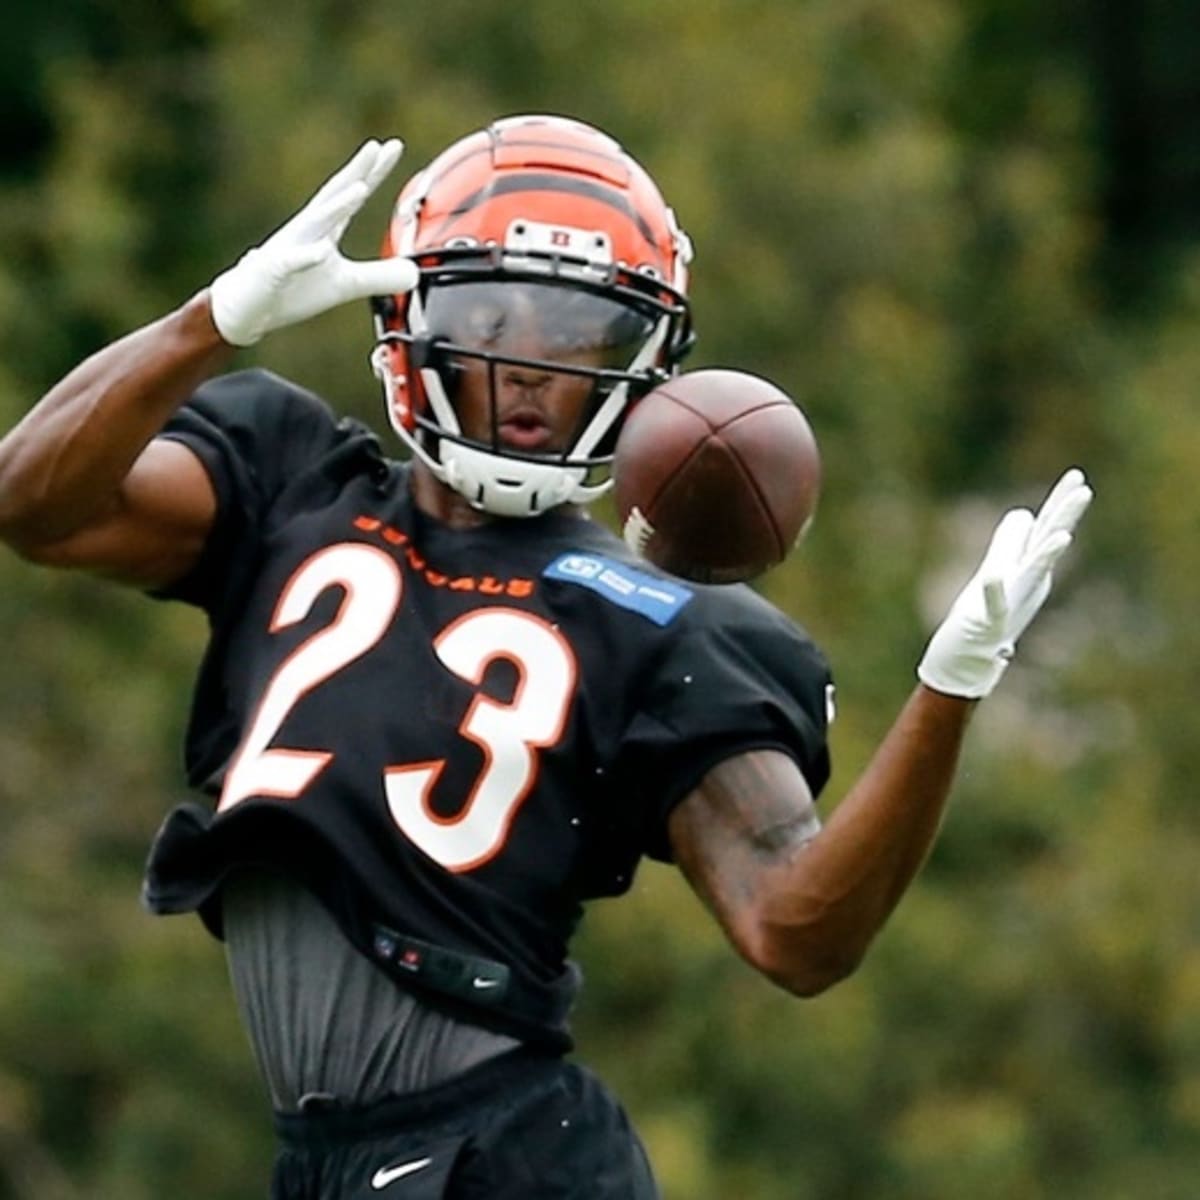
<box><xmin>669</xmin><ymin>749</ymin><xmax>820</xmax><ymax>921</ymax></box>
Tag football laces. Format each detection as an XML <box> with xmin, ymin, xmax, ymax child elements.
<box><xmin>622</xmin><ymin>505</ymin><xmax>655</xmax><ymax>556</ymax></box>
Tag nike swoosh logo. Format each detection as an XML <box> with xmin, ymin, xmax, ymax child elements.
<box><xmin>472</xmin><ymin>976</ymin><xmax>501</xmax><ymax>989</ymax></box>
<box><xmin>371</xmin><ymin>1157</ymin><xmax>433</xmax><ymax>1189</ymax></box>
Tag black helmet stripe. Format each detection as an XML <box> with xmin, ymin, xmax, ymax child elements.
<box><xmin>432</xmin><ymin>172</ymin><xmax>658</xmax><ymax>248</ymax></box>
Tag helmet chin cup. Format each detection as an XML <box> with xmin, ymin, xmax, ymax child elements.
<box><xmin>440</xmin><ymin>441</ymin><xmax>593</xmax><ymax>518</ymax></box>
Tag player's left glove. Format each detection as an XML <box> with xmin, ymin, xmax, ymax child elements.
<box><xmin>209</xmin><ymin>138</ymin><xmax>417</xmax><ymax>347</ymax></box>
<box><xmin>917</xmin><ymin>467</ymin><xmax>1093</xmax><ymax>699</ymax></box>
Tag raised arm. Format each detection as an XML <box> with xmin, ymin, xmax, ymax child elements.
<box><xmin>0</xmin><ymin>138</ymin><xmax>417</xmax><ymax>590</ymax></box>
<box><xmin>670</xmin><ymin>690</ymin><xmax>970</xmax><ymax>995</ymax></box>
<box><xmin>669</xmin><ymin>468</ymin><xmax>1094</xmax><ymax>996</ymax></box>
<box><xmin>0</xmin><ymin>295</ymin><xmax>229</xmax><ymax>587</ymax></box>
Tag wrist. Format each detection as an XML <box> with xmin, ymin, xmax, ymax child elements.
<box><xmin>158</xmin><ymin>290</ymin><xmax>240</xmax><ymax>372</ymax></box>
<box><xmin>197</xmin><ymin>287</ymin><xmax>226</xmax><ymax>344</ymax></box>
<box><xmin>914</xmin><ymin>672</ymin><xmax>988</xmax><ymax>704</ymax></box>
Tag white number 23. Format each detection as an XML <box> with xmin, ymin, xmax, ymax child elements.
<box><xmin>219</xmin><ymin>543</ymin><xmax>577</xmax><ymax>872</ymax></box>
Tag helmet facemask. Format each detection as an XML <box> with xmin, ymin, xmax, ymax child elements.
<box><xmin>374</xmin><ymin>266</ymin><xmax>683</xmax><ymax>518</ymax></box>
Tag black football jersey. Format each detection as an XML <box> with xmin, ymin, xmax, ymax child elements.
<box><xmin>142</xmin><ymin>369</ymin><xmax>833</xmax><ymax>1050</ymax></box>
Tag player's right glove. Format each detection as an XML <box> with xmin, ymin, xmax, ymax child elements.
<box><xmin>917</xmin><ymin>467</ymin><xmax>1093</xmax><ymax>699</ymax></box>
<box><xmin>208</xmin><ymin>138</ymin><xmax>418</xmax><ymax>347</ymax></box>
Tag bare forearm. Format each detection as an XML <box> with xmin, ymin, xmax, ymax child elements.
<box><xmin>0</xmin><ymin>290</ymin><xmax>231</xmax><ymax>549</ymax></box>
<box><xmin>671</xmin><ymin>687</ymin><xmax>974</xmax><ymax>997</ymax></box>
<box><xmin>759</xmin><ymin>685</ymin><xmax>972</xmax><ymax>987</ymax></box>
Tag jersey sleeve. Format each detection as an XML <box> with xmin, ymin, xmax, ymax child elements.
<box><xmin>616</xmin><ymin>591</ymin><xmax>833</xmax><ymax>863</ymax></box>
<box><xmin>152</xmin><ymin>368</ymin><xmax>359</xmax><ymax>611</ymax></box>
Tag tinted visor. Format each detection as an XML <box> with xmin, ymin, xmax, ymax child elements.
<box><xmin>422</xmin><ymin>280</ymin><xmax>656</xmax><ymax>374</ymax></box>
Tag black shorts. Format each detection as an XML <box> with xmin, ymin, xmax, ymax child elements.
<box><xmin>270</xmin><ymin>1048</ymin><xmax>660</xmax><ymax>1199</ymax></box>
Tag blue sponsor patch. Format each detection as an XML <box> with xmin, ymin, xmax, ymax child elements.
<box><xmin>544</xmin><ymin>553</ymin><xmax>693</xmax><ymax>626</ymax></box>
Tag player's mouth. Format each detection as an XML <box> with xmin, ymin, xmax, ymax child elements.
<box><xmin>496</xmin><ymin>408</ymin><xmax>556</xmax><ymax>451</ymax></box>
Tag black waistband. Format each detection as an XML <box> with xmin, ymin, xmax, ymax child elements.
<box><xmin>272</xmin><ymin>1046</ymin><xmax>562</xmax><ymax>1146</ymax></box>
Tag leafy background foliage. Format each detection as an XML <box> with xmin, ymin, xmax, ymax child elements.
<box><xmin>2</xmin><ymin>1</ymin><xmax>1198</xmax><ymax>1195</ymax></box>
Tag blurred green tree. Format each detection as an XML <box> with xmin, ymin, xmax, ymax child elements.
<box><xmin>1</xmin><ymin>1</ymin><xmax>1197</xmax><ymax>1196</ymax></box>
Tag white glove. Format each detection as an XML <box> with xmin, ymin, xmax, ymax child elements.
<box><xmin>209</xmin><ymin>138</ymin><xmax>418</xmax><ymax>346</ymax></box>
<box><xmin>917</xmin><ymin>467</ymin><xmax>1094</xmax><ymax>699</ymax></box>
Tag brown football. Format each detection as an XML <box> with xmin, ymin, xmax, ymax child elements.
<box><xmin>612</xmin><ymin>369</ymin><xmax>821</xmax><ymax>583</ymax></box>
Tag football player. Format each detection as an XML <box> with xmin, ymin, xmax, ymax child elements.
<box><xmin>0</xmin><ymin>117</ymin><xmax>1091</xmax><ymax>1198</ymax></box>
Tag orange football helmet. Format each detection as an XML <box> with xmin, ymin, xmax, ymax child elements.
<box><xmin>371</xmin><ymin>114</ymin><xmax>694</xmax><ymax>517</ymax></box>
